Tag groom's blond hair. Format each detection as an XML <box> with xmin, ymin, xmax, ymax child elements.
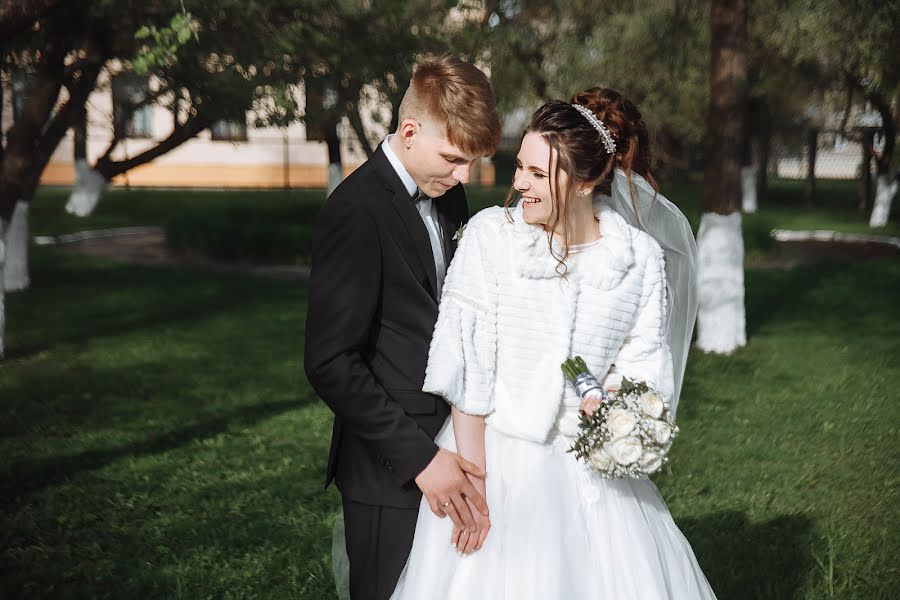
<box><xmin>398</xmin><ymin>55</ymin><xmax>501</xmax><ymax>157</ymax></box>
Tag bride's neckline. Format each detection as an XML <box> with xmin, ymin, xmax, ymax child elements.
<box><xmin>567</xmin><ymin>238</ymin><xmax>602</xmax><ymax>253</ymax></box>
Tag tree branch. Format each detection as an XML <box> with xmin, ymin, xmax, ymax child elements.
<box><xmin>96</xmin><ymin>86</ymin><xmax>169</xmax><ymax>164</ymax></box>
<box><xmin>96</xmin><ymin>114</ymin><xmax>209</xmax><ymax>180</ymax></box>
<box><xmin>340</xmin><ymin>78</ymin><xmax>374</xmax><ymax>158</ymax></box>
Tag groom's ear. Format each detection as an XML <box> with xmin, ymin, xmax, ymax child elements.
<box><xmin>397</xmin><ymin>118</ymin><xmax>420</xmax><ymax>149</ymax></box>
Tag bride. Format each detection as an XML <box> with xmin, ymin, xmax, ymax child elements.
<box><xmin>390</xmin><ymin>88</ymin><xmax>717</xmax><ymax>599</ymax></box>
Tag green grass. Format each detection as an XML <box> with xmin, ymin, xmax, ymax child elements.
<box><xmin>2</xmin><ymin>250</ymin><xmax>339</xmax><ymax>598</ymax></box>
<box><xmin>4</xmin><ymin>183</ymin><xmax>898</xmax><ymax>598</ymax></box>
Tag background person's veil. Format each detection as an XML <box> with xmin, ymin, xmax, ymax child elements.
<box><xmin>596</xmin><ymin>169</ymin><xmax>699</xmax><ymax>417</ymax></box>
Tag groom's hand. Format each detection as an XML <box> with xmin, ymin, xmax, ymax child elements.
<box><xmin>415</xmin><ymin>448</ymin><xmax>488</xmax><ymax>533</ymax></box>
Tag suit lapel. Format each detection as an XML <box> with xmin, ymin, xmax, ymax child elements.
<box><xmin>390</xmin><ymin>191</ymin><xmax>438</xmax><ymax>300</ymax></box>
<box><xmin>371</xmin><ymin>144</ymin><xmax>439</xmax><ymax>302</ymax></box>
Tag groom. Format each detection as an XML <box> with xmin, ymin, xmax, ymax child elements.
<box><xmin>304</xmin><ymin>55</ymin><xmax>501</xmax><ymax>599</ymax></box>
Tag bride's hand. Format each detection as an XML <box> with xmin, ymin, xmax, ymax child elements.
<box><xmin>579</xmin><ymin>386</ymin><xmax>619</xmax><ymax>416</ymax></box>
<box><xmin>451</xmin><ymin>477</ymin><xmax>490</xmax><ymax>555</ymax></box>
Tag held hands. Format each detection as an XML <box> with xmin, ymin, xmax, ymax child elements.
<box><xmin>415</xmin><ymin>448</ymin><xmax>489</xmax><ymax>537</ymax></box>
<box><xmin>450</xmin><ymin>474</ymin><xmax>490</xmax><ymax>554</ymax></box>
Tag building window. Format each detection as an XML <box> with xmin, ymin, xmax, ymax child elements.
<box><xmin>210</xmin><ymin>118</ymin><xmax>248</xmax><ymax>141</ymax></box>
<box><xmin>112</xmin><ymin>76</ymin><xmax>153</xmax><ymax>139</ymax></box>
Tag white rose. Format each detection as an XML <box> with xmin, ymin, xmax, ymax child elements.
<box><xmin>649</xmin><ymin>419</ymin><xmax>673</xmax><ymax>445</ymax></box>
<box><xmin>639</xmin><ymin>391</ymin><xmax>664</xmax><ymax>419</ymax></box>
<box><xmin>609</xmin><ymin>437</ymin><xmax>643</xmax><ymax>465</ymax></box>
<box><xmin>606</xmin><ymin>407</ymin><xmax>636</xmax><ymax>439</ymax></box>
<box><xmin>589</xmin><ymin>448</ymin><xmax>614</xmax><ymax>471</ymax></box>
<box><xmin>640</xmin><ymin>451</ymin><xmax>664</xmax><ymax>473</ymax></box>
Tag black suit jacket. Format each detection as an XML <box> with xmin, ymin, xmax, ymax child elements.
<box><xmin>304</xmin><ymin>143</ymin><xmax>468</xmax><ymax>508</ymax></box>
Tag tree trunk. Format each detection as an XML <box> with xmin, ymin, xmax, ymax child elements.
<box><xmin>859</xmin><ymin>128</ymin><xmax>875</xmax><ymax>215</ymax></box>
<box><xmin>3</xmin><ymin>201</ymin><xmax>28</xmax><ymax>291</ymax></box>
<box><xmin>65</xmin><ymin>115</ymin><xmax>109</xmax><ymax>216</ymax></box>
<box><xmin>804</xmin><ymin>128</ymin><xmax>818</xmax><ymax>206</ymax></box>
<box><xmin>698</xmin><ymin>0</ymin><xmax>748</xmax><ymax>354</ymax></box>
<box><xmin>326</xmin><ymin>119</ymin><xmax>342</xmax><ymax>196</ymax></box>
<box><xmin>0</xmin><ymin>216</ymin><xmax>6</xmax><ymax>360</ymax></box>
<box><xmin>66</xmin><ymin>166</ymin><xmax>108</xmax><ymax>217</ymax></box>
<box><xmin>696</xmin><ymin>212</ymin><xmax>747</xmax><ymax>353</ymax></box>
<box><xmin>869</xmin><ymin>173</ymin><xmax>898</xmax><ymax>227</ymax></box>
<box><xmin>866</xmin><ymin>90</ymin><xmax>896</xmax><ymax>227</ymax></box>
<box><xmin>741</xmin><ymin>165</ymin><xmax>757</xmax><ymax>213</ymax></box>
<box><xmin>756</xmin><ymin>107</ymin><xmax>771</xmax><ymax>202</ymax></box>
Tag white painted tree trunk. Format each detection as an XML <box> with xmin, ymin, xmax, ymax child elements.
<box><xmin>696</xmin><ymin>211</ymin><xmax>747</xmax><ymax>354</ymax></box>
<box><xmin>65</xmin><ymin>161</ymin><xmax>109</xmax><ymax>217</ymax></box>
<box><xmin>327</xmin><ymin>163</ymin><xmax>342</xmax><ymax>197</ymax></box>
<box><xmin>4</xmin><ymin>202</ymin><xmax>29</xmax><ymax>292</ymax></box>
<box><xmin>869</xmin><ymin>173</ymin><xmax>898</xmax><ymax>227</ymax></box>
<box><xmin>741</xmin><ymin>165</ymin><xmax>757</xmax><ymax>213</ymax></box>
<box><xmin>0</xmin><ymin>217</ymin><xmax>6</xmax><ymax>359</ymax></box>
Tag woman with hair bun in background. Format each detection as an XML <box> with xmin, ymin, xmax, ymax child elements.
<box><xmin>391</xmin><ymin>88</ymin><xmax>716</xmax><ymax>599</ymax></box>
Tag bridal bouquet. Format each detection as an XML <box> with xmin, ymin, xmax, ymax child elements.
<box><xmin>561</xmin><ymin>357</ymin><xmax>678</xmax><ymax>478</ymax></box>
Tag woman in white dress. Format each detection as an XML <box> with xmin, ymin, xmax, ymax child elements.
<box><xmin>390</xmin><ymin>89</ymin><xmax>717</xmax><ymax>599</ymax></box>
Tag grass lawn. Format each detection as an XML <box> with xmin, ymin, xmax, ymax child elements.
<box><xmin>31</xmin><ymin>177</ymin><xmax>900</xmax><ymax>266</ymax></box>
<box><xmin>2</xmin><ymin>183</ymin><xmax>898</xmax><ymax>598</ymax></box>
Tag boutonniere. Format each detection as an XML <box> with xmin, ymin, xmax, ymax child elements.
<box><xmin>452</xmin><ymin>223</ymin><xmax>467</xmax><ymax>242</ymax></box>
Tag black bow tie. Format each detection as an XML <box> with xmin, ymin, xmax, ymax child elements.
<box><xmin>413</xmin><ymin>189</ymin><xmax>430</xmax><ymax>203</ymax></box>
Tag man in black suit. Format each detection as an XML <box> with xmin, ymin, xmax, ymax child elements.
<box><xmin>304</xmin><ymin>55</ymin><xmax>501</xmax><ymax>599</ymax></box>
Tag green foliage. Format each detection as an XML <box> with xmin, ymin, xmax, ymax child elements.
<box><xmin>132</xmin><ymin>11</ymin><xmax>200</xmax><ymax>76</ymax></box>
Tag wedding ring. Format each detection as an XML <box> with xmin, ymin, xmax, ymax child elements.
<box><xmin>441</xmin><ymin>501</ymin><xmax>451</xmax><ymax>508</ymax></box>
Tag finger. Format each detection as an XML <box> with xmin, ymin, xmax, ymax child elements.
<box><xmin>428</xmin><ymin>495</ymin><xmax>447</xmax><ymax>518</ymax></box>
<box><xmin>475</xmin><ymin>521</ymin><xmax>490</xmax><ymax>551</ymax></box>
<box><xmin>467</xmin><ymin>529</ymin><xmax>481</xmax><ymax>554</ymax></box>
<box><xmin>450</xmin><ymin>526</ymin><xmax>462</xmax><ymax>548</ymax></box>
<box><xmin>461</xmin><ymin>480</ymin><xmax>490</xmax><ymax>516</ymax></box>
<box><xmin>456</xmin><ymin>456</ymin><xmax>486</xmax><ymax>479</ymax></box>
<box><xmin>451</xmin><ymin>494</ymin><xmax>477</xmax><ymax>532</ymax></box>
<box><xmin>456</xmin><ymin>529</ymin><xmax>471</xmax><ymax>553</ymax></box>
<box><xmin>443</xmin><ymin>498</ymin><xmax>466</xmax><ymax>531</ymax></box>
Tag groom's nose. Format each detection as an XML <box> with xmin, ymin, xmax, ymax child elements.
<box><xmin>452</xmin><ymin>162</ymin><xmax>472</xmax><ymax>184</ymax></box>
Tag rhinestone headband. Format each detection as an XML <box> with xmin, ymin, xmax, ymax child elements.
<box><xmin>571</xmin><ymin>103</ymin><xmax>616</xmax><ymax>155</ymax></box>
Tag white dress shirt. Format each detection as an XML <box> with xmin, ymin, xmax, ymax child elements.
<box><xmin>382</xmin><ymin>135</ymin><xmax>447</xmax><ymax>298</ymax></box>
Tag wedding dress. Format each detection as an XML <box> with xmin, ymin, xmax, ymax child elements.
<box><xmin>390</xmin><ymin>193</ymin><xmax>717</xmax><ymax>600</ymax></box>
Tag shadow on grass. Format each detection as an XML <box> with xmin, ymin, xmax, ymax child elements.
<box><xmin>1</xmin><ymin>395</ymin><xmax>315</xmax><ymax>500</ymax></box>
<box><xmin>679</xmin><ymin>511</ymin><xmax>815</xmax><ymax>600</ymax></box>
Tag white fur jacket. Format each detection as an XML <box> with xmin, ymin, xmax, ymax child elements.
<box><xmin>422</xmin><ymin>203</ymin><xmax>674</xmax><ymax>443</ymax></box>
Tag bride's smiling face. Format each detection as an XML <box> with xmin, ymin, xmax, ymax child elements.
<box><xmin>513</xmin><ymin>132</ymin><xmax>569</xmax><ymax>226</ymax></box>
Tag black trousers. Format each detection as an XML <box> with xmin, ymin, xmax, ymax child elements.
<box><xmin>342</xmin><ymin>497</ymin><xmax>419</xmax><ymax>600</ymax></box>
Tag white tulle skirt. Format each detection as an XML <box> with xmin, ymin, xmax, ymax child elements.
<box><xmin>390</xmin><ymin>410</ymin><xmax>717</xmax><ymax>600</ymax></box>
